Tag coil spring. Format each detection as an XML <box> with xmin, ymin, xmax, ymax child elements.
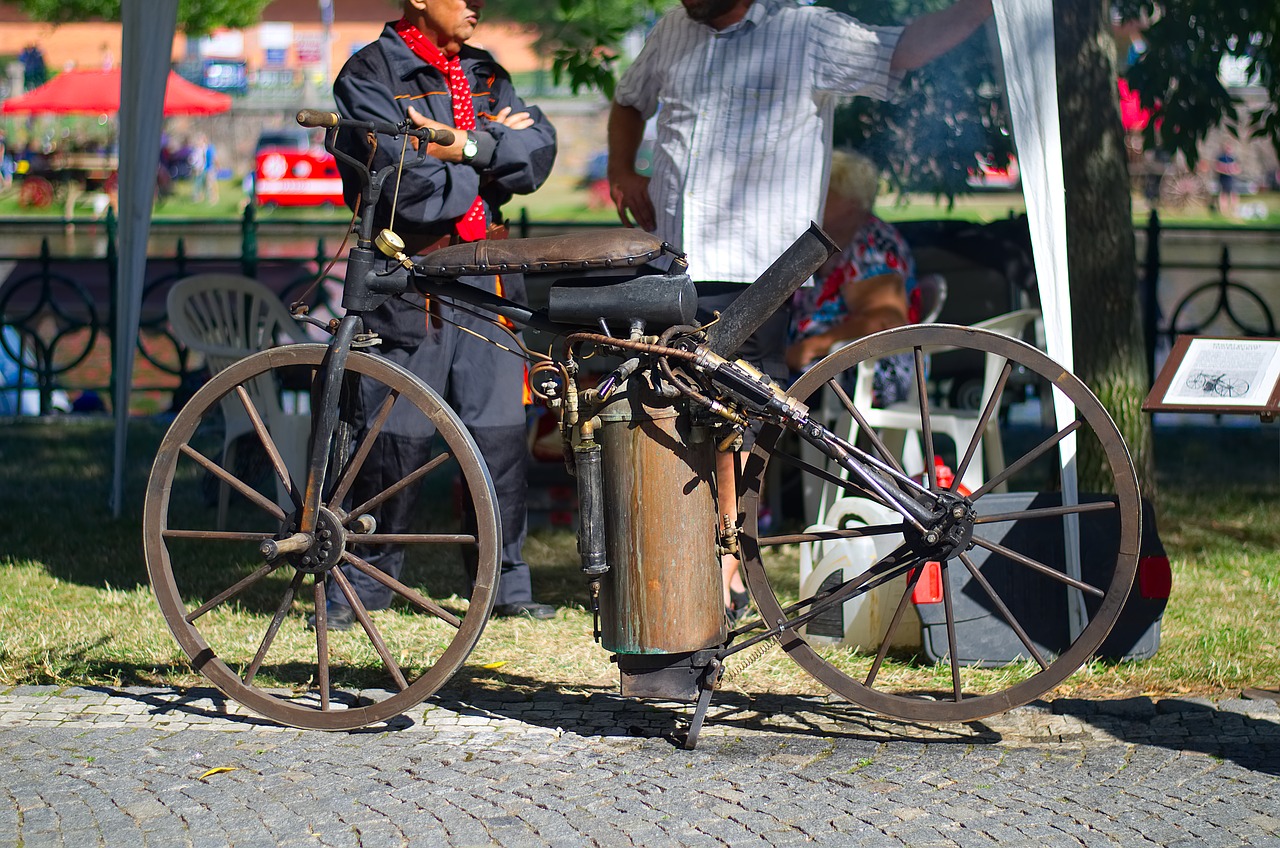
<box><xmin>721</xmin><ymin>635</ymin><xmax>780</xmax><ymax>684</ymax></box>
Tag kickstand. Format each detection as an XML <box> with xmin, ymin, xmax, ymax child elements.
<box><xmin>680</xmin><ymin>659</ymin><xmax>722</xmax><ymax>750</ymax></box>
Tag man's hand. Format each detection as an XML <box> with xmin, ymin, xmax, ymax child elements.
<box><xmin>491</xmin><ymin>106</ymin><xmax>533</xmax><ymax>130</ymax></box>
<box><xmin>609</xmin><ymin>170</ymin><xmax>655</xmax><ymax>230</ymax></box>
<box><xmin>407</xmin><ymin>106</ymin><xmax>467</xmax><ymax>161</ymax></box>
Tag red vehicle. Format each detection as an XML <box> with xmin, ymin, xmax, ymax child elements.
<box><xmin>253</xmin><ymin>148</ymin><xmax>344</xmax><ymax>208</ymax></box>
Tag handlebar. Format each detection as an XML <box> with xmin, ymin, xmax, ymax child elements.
<box><xmin>296</xmin><ymin>109</ymin><xmax>456</xmax><ymax>147</ymax></box>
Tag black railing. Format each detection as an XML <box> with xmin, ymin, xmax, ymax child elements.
<box><xmin>1139</xmin><ymin>210</ymin><xmax>1279</xmax><ymax>381</ymax></box>
<box><xmin>2</xmin><ymin>207</ymin><xmax>1278</xmax><ymax>415</ymax></box>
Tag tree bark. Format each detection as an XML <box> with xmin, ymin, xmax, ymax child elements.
<box><xmin>1055</xmin><ymin>0</ymin><xmax>1156</xmax><ymax>499</ymax></box>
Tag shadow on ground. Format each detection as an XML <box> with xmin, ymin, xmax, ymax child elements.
<box><xmin>1054</xmin><ymin>694</ymin><xmax>1280</xmax><ymax>775</ymax></box>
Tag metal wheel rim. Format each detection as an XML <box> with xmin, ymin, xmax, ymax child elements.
<box><xmin>143</xmin><ymin>344</ymin><xmax>500</xmax><ymax>730</ymax></box>
<box><xmin>740</xmin><ymin>324</ymin><xmax>1141</xmax><ymax>723</ymax></box>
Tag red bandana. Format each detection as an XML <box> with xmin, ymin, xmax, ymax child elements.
<box><xmin>395</xmin><ymin>17</ymin><xmax>487</xmax><ymax>242</ymax></box>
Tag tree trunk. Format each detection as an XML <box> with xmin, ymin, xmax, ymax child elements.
<box><xmin>1055</xmin><ymin>0</ymin><xmax>1156</xmax><ymax>499</ymax></box>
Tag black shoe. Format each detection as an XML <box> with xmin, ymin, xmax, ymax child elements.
<box><xmin>492</xmin><ymin>601</ymin><xmax>556</xmax><ymax>620</ymax></box>
<box><xmin>307</xmin><ymin>602</ymin><xmax>356</xmax><ymax>631</ymax></box>
<box><xmin>727</xmin><ymin>588</ymin><xmax>751</xmax><ymax>623</ymax></box>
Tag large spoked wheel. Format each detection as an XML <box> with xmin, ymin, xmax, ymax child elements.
<box><xmin>739</xmin><ymin>324</ymin><xmax>1141</xmax><ymax>723</ymax></box>
<box><xmin>144</xmin><ymin>344</ymin><xmax>500</xmax><ymax>730</ymax></box>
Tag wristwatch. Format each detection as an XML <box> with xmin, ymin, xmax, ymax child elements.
<box><xmin>461</xmin><ymin>132</ymin><xmax>479</xmax><ymax>164</ymax></box>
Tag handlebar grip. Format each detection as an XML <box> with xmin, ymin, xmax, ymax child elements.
<box><xmin>296</xmin><ymin>109</ymin><xmax>340</xmax><ymax>128</ymax></box>
<box><xmin>433</xmin><ymin>128</ymin><xmax>456</xmax><ymax>146</ymax></box>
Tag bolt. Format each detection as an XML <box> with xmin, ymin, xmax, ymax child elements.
<box><xmin>924</xmin><ymin>532</ymin><xmax>939</xmax><ymax>545</ymax></box>
<box><xmin>952</xmin><ymin>506</ymin><xmax>966</xmax><ymax>519</ymax></box>
<box><xmin>320</xmin><ymin>529</ymin><xmax>331</xmax><ymax>540</ymax></box>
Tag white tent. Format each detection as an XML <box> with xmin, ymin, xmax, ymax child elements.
<box><xmin>110</xmin><ymin>0</ymin><xmax>179</xmax><ymax>516</ymax></box>
<box><xmin>110</xmin><ymin>2</ymin><xmax>1079</xmax><ymax>552</ymax></box>
<box><xmin>992</xmin><ymin>0</ymin><xmax>1086</xmax><ymax>637</ymax></box>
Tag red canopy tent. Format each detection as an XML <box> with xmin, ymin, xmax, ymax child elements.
<box><xmin>0</xmin><ymin>68</ymin><xmax>231</xmax><ymax>116</ymax></box>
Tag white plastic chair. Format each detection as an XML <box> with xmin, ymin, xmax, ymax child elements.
<box><xmin>167</xmin><ymin>274</ymin><xmax>312</xmax><ymax>528</ymax></box>
<box><xmin>799</xmin><ymin>273</ymin><xmax>952</xmax><ymax>520</ymax></box>
<box><xmin>914</xmin><ymin>273</ymin><xmax>948</xmax><ymax>324</ymax></box>
<box><xmin>803</xmin><ymin>304</ymin><xmax>1044</xmax><ymax>521</ymax></box>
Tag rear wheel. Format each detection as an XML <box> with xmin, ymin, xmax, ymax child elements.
<box><xmin>738</xmin><ymin>324</ymin><xmax>1141</xmax><ymax>722</ymax></box>
<box><xmin>143</xmin><ymin>344</ymin><xmax>500</xmax><ymax>729</ymax></box>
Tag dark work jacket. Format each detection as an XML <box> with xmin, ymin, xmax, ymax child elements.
<box><xmin>333</xmin><ymin>24</ymin><xmax>557</xmax><ymax>344</ymax></box>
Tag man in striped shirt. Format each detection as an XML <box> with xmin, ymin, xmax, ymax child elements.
<box><xmin>609</xmin><ymin>0</ymin><xmax>993</xmax><ymax>376</ymax></box>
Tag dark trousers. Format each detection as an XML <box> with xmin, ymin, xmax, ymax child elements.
<box><xmin>329</xmin><ymin>279</ymin><xmax>532</xmax><ymax>610</ymax></box>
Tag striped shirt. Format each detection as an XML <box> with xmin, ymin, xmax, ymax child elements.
<box><xmin>615</xmin><ymin>0</ymin><xmax>903</xmax><ymax>283</ymax></box>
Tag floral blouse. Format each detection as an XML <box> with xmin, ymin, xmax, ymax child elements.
<box><xmin>790</xmin><ymin>214</ymin><xmax>919</xmax><ymax>404</ymax></box>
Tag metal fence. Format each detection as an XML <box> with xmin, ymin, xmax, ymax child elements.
<box><xmin>1</xmin><ymin>206</ymin><xmax>1277</xmax><ymax>415</ymax></box>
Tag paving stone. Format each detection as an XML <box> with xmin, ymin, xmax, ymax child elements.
<box><xmin>1</xmin><ymin>687</ymin><xmax>1279</xmax><ymax>845</ymax></box>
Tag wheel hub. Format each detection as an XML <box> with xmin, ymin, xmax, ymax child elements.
<box><xmin>267</xmin><ymin>508</ymin><xmax>347</xmax><ymax>574</ymax></box>
<box><xmin>907</xmin><ymin>490</ymin><xmax>976</xmax><ymax>561</ymax></box>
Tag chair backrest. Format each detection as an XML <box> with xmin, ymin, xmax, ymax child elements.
<box><xmin>167</xmin><ymin>274</ymin><xmax>307</xmax><ymax>375</ymax></box>
<box><xmin>914</xmin><ymin>273</ymin><xmax>948</xmax><ymax>325</ymax></box>
<box><xmin>971</xmin><ymin>307</ymin><xmax>1041</xmax><ymax>339</ymax></box>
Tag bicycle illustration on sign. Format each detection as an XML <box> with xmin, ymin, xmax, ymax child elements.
<box><xmin>1184</xmin><ymin>371</ymin><xmax>1250</xmax><ymax>398</ymax></box>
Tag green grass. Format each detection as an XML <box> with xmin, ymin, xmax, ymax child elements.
<box><xmin>6</xmin><ymin>167</ymin><xmax>1276</xmax><ymax>228</ymax></box>
<box><xmin>1</xmin><ymin>416</ymin><xmax>1278</xmax><ymax>708</ymax></box>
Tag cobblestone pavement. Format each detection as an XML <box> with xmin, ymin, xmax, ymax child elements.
<box><xmin>2</xmin><ymin>684</ymin><xmax>1278</xmax><ymax>847</ymax></box>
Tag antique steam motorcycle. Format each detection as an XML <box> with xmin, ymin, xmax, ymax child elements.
<box><xmin>142</xmin><ymin>110</ymin><xmax>1140</xmax><ymax>747</ymax></box>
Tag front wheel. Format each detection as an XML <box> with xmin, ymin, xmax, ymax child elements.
<box><xmin>143</xmin><ymin>344</ymin><xmax>500</xmax><ymax>730</ymax></box>
<box><xmin>738</xmin><ymin>324</ymin><xmax>1141</xmax><ymax>723</ymax></box>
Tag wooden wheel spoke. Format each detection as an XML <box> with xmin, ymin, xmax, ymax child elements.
<box><xmin>235</xmin><ymin>384</ymin><xmax>300</xmax><ymax>508</ymax></box>
<box><xmin>180</xmin><ymin>443</ymin><xmax>285</xmax><ymax>521</ymax></box>
<box><xmin>348</xmin><ymin>533</ymin><xmax>478</xmax><ymax>546</ymax></box>
<box><xmin>329</xmin><ymin>390</ymin><xmax>399</xmax><ymax>509</ymax></box>
<box><xmin>913</xmin><ymin>346</ymin><xmax>938</xmax><ymax>490</ymax></box>
<box><xmin>330</xmin><ymin>567</ymin><xmax>409</xmax><ymax>691</ymax></box>
<box><xmin>760</xmin><ymin>523</ymin><xmax>905</xmax><ymax>548</ymax></box>
<box><xmin>952</xmin><ymin>360</ymin><xmax>1011</xmax><ymax>491</ymax></box>
<box><xmin>163</xmin><ymin>530</ymin><xmax>275</xmax><ymax>542</ymax></box>
<box><xmin>185</xmin><ymin>560</ymin><xmax>285</xmax><ymax>623</ymax></box>
<box><xmin>957</xmin><ymin>552</ymin><xmax>1049</xmax><ymax>670</ymax></box>
<box><xmin>864</xmin><ymin>566</ymin><xmax>925</xmax><ymax>689</ymax></box>
<box><xmin>969</xmin><ymin>536</ymin><xmax>1107</xmax><ymax>597</ymax></box>
<box><xmin>940</xmin><ymin>561</ymin><xmax>963</xmax><ymax>702</ymax></box>
<box><xmin>778</xmin><ymin>544</ymin><xmax>921</xmax><ymax>626</ymax></box>
<box><xmin>349</xmin><ymin>451</ymin><xmax>451</xmax><ymax>520</ymax></box>
<box><xmin>244</xmin><ymin>570</ymin><xmax>305</xmax><ymax>686</ymax></box>
<box><xmin>342</xmin><ymin>551</ymin><xmax>462</xmax><ymax>628</ymax></box>
<box><xmin>756</xmin><ymin>447</ymin><xmax>868</xmax><ymax>503</ymax></box>
<box><xmin>970</xmin><ymin>420</ymin><xmax>1082</xmax><ymax>500</ymax></box>
<box><xmin>974</xmin><ymin>499</ymin><xmax>1116</xmax><ymax>526</ymax></box>
<box><xmin>313</xmin><ymin>579</ymin><xmax>330</xmax><ymax>712</ymax></box>
<box><xmin>829</xmin><ymin>376</ymin><xmax>906</xmax><ymax>476</ymax></box>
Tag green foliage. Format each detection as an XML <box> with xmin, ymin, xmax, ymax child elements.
<box><xmin>514</xmin><ymin>0</ymin><xmax>1009</xmax><ymax>199</ymax></box>
<box><xmin>487</xmin><ymin>0</ymin><xmax>674</xmax><ymax>97</ymax></box>
<box><xmin>1116</xmin><ymin>0</ymin><xmax>1280</xmax><ymax>167</ymax></box>
<box><xmin>3</xmin><ymin>0</ymin><xmax>273</xmax><ymax>37</ymax></box>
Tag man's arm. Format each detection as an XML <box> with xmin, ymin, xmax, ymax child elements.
<box><xmin>334</xmin><ymin>67</ymin><xmax>478</xmax><ymax>227</ymax></box>
<box><xmin>606</xmin><ymin>103</ymin><xmax>655</xmax><ymax>231</ymax></box>
<box><xmin>890</xmin><ymin>0</ymin><xmax>994</xmax><ymax>71</ymax></box>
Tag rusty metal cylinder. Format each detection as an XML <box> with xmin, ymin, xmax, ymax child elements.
<box><xmin>595</xmin><ymin>377</ymin><xmax>726</xmax><ymax>656</ymax></box>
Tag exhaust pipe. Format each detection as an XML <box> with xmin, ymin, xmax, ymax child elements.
<box><xmin>703</xmin><ymin>222</ymin><xmax>838</xmax><ymax>359</ymax></box>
